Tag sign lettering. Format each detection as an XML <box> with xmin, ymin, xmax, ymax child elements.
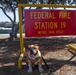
<box><xmin>24</xmin><ymin>10</ymin><xmax>76</xmax><ymax>37</ymax></box>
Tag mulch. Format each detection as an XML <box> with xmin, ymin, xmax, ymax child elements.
<box><xmin>0</xmin><ymin>37</ymin><xmax>76</xmax><ymax>75</ymax></box>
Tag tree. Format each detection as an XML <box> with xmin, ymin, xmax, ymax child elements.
<box><xmin>0</xmin><ymin>0</ymin><xmax>18</xmax><ymax>40</ymax></box>
<box><xmin>0</xmin><ymin>0</ymin><xmax>28</xmax><ymax>40</ymax></box>
<box><xmin>0</xmin><ymin>0</ymin><xmax>74</xmax><ymax>40</ymax></box>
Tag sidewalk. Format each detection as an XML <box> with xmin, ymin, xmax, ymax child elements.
<box><xmin>0</xmin><ymin>34</ymin><xmax>9</xmax><ymax>39</ymax></box>
<box><xmin>0</xmin><ymin>34</ymin><xmax>25</xmax><ymax>39</ymax></box>
<box><xmin>0</xmin><ymin>34</ymin><xmax>76</xmax><ymax>39</ymax></box>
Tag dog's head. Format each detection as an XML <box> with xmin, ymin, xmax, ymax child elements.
<box><xmin>26</xmin><ymin>44</ymin><xmax>39</xmax><ymax>58</ymax></box>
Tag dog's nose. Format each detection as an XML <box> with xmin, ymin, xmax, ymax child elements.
<box><xmin>30</xmin><ymin>49</ymin><xmax>33</xmax><ymax>54</ymax></box>
<box><xmin>30</xmin><ymin>48</ymin><xmax>36</xmax><ymax>54</ymax></box>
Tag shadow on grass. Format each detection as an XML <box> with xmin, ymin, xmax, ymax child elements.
<box><xmin>24</xmin><ymin>37</ymin><xmax>76</xmax><ymax>51</ymax></box>
<box><xmin>0</xmin><ymin>54</ymin><xmax>76</xmax><ymax>75</ymax></box>
<box><xmin>0</xmin><ymin>37</ymin><xmax>76</xmax><ymax>75</ymax></box>
<box><xmin>1</xmin><ymin>37</ymin><xmax>76</xmax><ymax>52</ymax></box>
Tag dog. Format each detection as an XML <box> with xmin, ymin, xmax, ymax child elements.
<box><xmin>25</xmin><ymin>44</ymin><xmax>44</xmax><ymax>73</ymax></box>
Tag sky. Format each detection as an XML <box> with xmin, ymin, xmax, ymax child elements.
<box><xmin>0</xmin><ymin>6</ymin><xmax>76</xmax><ymax>22</ymax></box>
<box><xmin>0</xmin><ymin>7</ymin><xmax>36</xmax><ymax>22</ymax></box>
<box><xmin>0</xmin><ymin>7</ymin><xmax>35</xmax><ymax>22</ymax></box>
<box><xmin>0</xmin><ymin>9</ymin><xmax>19</xmax><ymax>22</ymax></box>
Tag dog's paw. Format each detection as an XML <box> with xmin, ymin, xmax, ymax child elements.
<box><xmin>27</xmin><ymin>69</ymin><xmax>32</xmax><ymax>73</ymax></box>
<box><xmin>39</xmin><ymin>67</ymin><xmax>44</xmax><ymax>72</ymax></box>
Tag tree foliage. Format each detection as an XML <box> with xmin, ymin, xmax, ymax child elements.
<box><xmin>0</xmin><ymin>0</ymin><xmax>75</xmax><ymax>40</ymax></box>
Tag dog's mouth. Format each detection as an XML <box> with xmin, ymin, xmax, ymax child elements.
<box><xmin>30</xmin><ymin>54</ymin><xmax>35</xmax><ymax>58</ymax></box>
<box><xmin>29</xmin><ymin>48</ymin><xmax>37</xmax><ymax>58</ymax></box>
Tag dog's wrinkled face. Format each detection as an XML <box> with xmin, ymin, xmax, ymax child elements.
<box><xmin>27</xmin><ymin>44</ymin><xmax>39</xmax><ymax>58</ymax></box>
<box><xmin>25</xmin><ymin>44</ymin><xmax>44</xmax><ymax>73</ymax></box>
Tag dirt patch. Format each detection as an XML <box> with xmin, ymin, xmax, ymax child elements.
<box><xmin>0</xmin><ymin>37</ymin><xmax>76</xmax><ymax>75</ymax></box>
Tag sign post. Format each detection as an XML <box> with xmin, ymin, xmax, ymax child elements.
<box><xmin>18</xmin><ymin>4</ymin><xmax>76</xmax><ymax>69</ymax></box>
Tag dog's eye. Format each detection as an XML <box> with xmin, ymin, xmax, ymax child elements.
<box><xmin>28</xmin><ymin>48</ymin><xmax>31</xmax><ymax>50</ymax></box>
<box><xmin>33</xmin><ymin>47</ymin><xmax>36</xmax><ymax>49</ymax></box>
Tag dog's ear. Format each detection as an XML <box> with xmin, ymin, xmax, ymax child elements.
<box><xmin>23</xmin><ymin>47</ymin><xmax>26</xmax><ymax>54</ymax></box>
<box><xmin>25</xmin><ymin>45</ymin><xmax>30</xmax><ymax>50</ymax></box>
<box><xmin>34</xmin><ymin>44</ymin><xmax>39</xmax><ymax>46</ymax></box>
<box><xmin>34</xmin><ymin>44</ymin><xmax>39</xmax><ymax>50</ymax></box>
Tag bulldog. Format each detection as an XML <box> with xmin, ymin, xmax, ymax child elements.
<box><xmin>25</xmin><ymin>44</ymin><xmax>44</xmax><ymax>73</ymax></box>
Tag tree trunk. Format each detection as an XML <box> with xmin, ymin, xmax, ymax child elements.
<box><xmin>10</xmin><ymin>7</ymin><xmax>18</xmax><ymax>40</ymax></box>
<box><xmin>0</xmin><ymin>6</ymin><xmax>19</xmax><ymax>40</ymax></box>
